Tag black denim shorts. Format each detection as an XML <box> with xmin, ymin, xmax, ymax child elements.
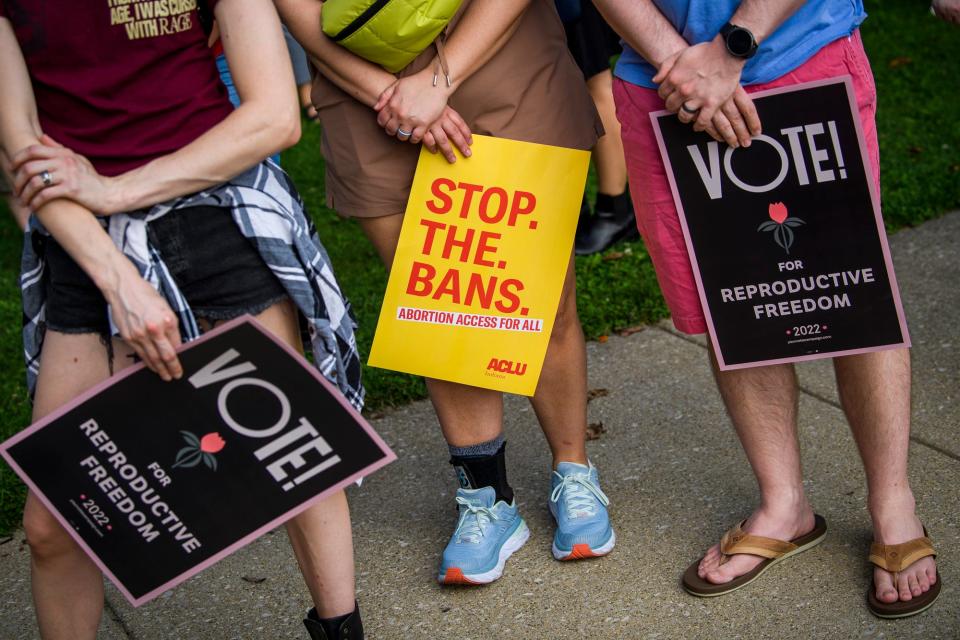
<box><xmin>43</xmin><ymin>205</ymin><xmax>288</xmax><ymax>335</ymax></box>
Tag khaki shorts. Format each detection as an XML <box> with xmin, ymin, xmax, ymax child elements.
<box><xmin>313</xmin><ymin>0</ymin><xmax>602</xmax><ymax>218</ymax></box>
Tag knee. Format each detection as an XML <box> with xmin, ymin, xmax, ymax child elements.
<box><xmin>23</xmin><ymin>501</ymin><xmax>76</xmax><ymax>562</ymax></box>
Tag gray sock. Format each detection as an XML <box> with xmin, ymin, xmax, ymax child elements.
<box><xmin>448</xmin><ymin>434</ymin><xmax>505</xmax><ymax>459</ymax></box>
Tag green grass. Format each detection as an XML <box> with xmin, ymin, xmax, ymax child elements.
<box><xmin>1</xmin><ymin>1</ymin><xmax>958</xmax><ymax>534</ymax></box>
<box><xmin>863</xmin><ymin>1</ymin><xmax>960</xmax><ymax>229</ymax></box>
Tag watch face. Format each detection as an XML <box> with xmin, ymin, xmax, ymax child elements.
<box><xmin>727</xmin><ymin>28</ymin><xmax>755</xmax><ymax>56</ymax></box>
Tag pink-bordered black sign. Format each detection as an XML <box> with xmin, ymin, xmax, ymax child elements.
<box><xmin>1</xmin><ymin>316</ymin><xmax>395</xmax><ymax>606</ymax></box>
<box><xmin>651</xmin><ymin>76</ymin><xmax>909</xmax><ymax>369</ymax></box>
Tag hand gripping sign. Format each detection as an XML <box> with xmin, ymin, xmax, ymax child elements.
<box><xmin>369</xmin><ymin>135</ymin><xmax>591</xmax><ymax>395</ymax></box>
<box><xmin>1</xmin><ymin>317</ymin><xmax>395</xmax><ymax>606</ymax></box>
<box><xmin>652</xmin><ymin>77</ymin><xmax>909</xmax><ymax>369</ymax></box>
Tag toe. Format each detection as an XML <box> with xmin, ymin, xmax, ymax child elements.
<box><xmin>698</xmin><ymin>545</ymin><xmax>721</xmax><ymax>578</ymax></box>
<box><xmin>908</xmin><ymin>573</ymin><xmax>921</xmax><ymax>597</ymax></box>
<box><xmin>706</xmin><ymin>553</ymin><xmax>762</xmax><ymax>585</ymax></box>
<box><xmin>705</xmin><ymin>568</ymin><xmax>734</xmax><ymax>585</ymax></box>
<box><xmin>698</xmin><ymin>555</ymin><xmax>717</xmax><ymax>578</ymax></box>
<box><xmin>897</xmin><ymin>571</ymin><xmax>913</xmax><ymax>601</ymax></box>
<box><xmin>917</xmin><ymin>570</ymin><xmax>930</xmax><ymax>592</ymax></box>
<box><xmin>874</xmin><ymin>568</ymin><xmax>898</xmax><ymax>604</ymax></box>
<box><xmin>927</xmin><ymin>564</ymin><xmax>938</xmax><ymax>585</ymax></box>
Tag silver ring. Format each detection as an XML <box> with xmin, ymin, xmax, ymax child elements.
<box><xmin>397</xmin><ymin>128</ymin><xmax>412</xmax><ymax>138</ymax></box>
<box><xmin>680</xmin><ymin>103</ymin><xmax>700</xmax><ymax>115</ymax></box>
<box><xmin>40</xmin><ymin>170</ymin><xmax>53</xmax><ymax>187</ymax></box>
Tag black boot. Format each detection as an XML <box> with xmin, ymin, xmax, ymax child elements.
<box><xmin>303</xmin><ymin>603</ymin><xmax>364</xmax><ymax>640</ymax></box>
<box><xmin>574</xmin><ymin>189</ymin><xmax>638</xmax><ymax>255</ymax></box>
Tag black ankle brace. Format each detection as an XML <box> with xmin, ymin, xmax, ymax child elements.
<box><xmin>449</xmin><ymin>441</ymin><xmax>514</xmax><ymax>504</ymax></box>
<box><xmin>303</xmin><ymin>603</ymin><xmax>363</xmax><ymax>640</ymax></box>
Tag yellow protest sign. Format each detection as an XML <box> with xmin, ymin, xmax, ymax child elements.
<box><xmin>368</xmin><ymin>135</ymin><xmax>590</xmax><ymax>395</ymax></box>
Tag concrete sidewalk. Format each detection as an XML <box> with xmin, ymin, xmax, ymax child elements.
<box><xmin>1</xmin><ymin>213</ymin><xmax>957</xmax><ymax>639</ymax></box>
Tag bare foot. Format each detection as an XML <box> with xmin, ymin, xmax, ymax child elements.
<box><xmin>697</xmin><ymin>500</ymin><xmax>816</xmax><ymax>584</ymax></box>
<box><xmin>871</xmin><ymin>501</ymin><xmax>938</xmax><ymax>603</ymax></box>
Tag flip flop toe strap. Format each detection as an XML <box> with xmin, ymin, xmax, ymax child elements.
<box><xmin>719</xmin><ymin>522</ymin><xmax>798</xmax><ymax>561</ymax></box>
<box><xmin>869</xmin><ymin>533</ymin><xmax>936</xmax><ymax>573</ymax></box>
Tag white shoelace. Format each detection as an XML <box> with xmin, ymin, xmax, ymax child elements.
<box><xmin>550</xmin><ymin>472</ymin><xmax>610</xmax><ymax>518</ymax></box>
<box><xmin>453</xmin><ymin>496</ymin><xmax>500</xmax><ymax>544</ymax></box>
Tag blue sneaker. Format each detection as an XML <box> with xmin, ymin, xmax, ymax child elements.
<box><xmin>438</xmin><ymin>487</ymin><xmax>529</xmax><ymax>585</ymax></box>
<box><xmin>549</xmin><ymin>461</ymin><xmax>615</xmax><ymax>560</ymax></box>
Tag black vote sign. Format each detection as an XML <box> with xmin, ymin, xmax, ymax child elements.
<box><xmin>652</xmin><ymin>77</ymin><xmax>909</xmax><ymax>368</ymax></box>
<box><xmin>1</xmin><ymin>318</ymin><xmax>395</xmax><ymax>606</ymax></box>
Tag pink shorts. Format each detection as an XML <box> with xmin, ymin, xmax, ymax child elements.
<box><xmin>614</xmin><ymin>30</ymin><xmax>879</xmax><ymax>335</ymax></box>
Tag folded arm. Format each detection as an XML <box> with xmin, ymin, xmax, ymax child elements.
<box><xmin>13</xmin><ymin>0</ymin><xmax>301</xmax><ymax>215</ymax></box>
<box><xmin>274</xmin><ymin>0</ymin><xmax>397</xmax><ymax>107</ymax></box>
<box><xmin>0</xmin><ymin>19</ymin><xmax>182</xmax><ymax>379</ymax></box>
<box><xmin>651</xmin><ymin>0</ymin><xmax>804</xmax><ymax>135</ymax></box>
<box><xmin>593</xmin><ymin>0</ymin><xmax>688</xmax><ymax>68</ymax></box>
<box><xmin>596</xmin><ymin>0</ymin><xmax>783</xmax><ymax>147</ymax></box>
<box><xmin>372</xmin><ymin>0</ymin><xmax>531</xmax><ymax>159</ymax></box>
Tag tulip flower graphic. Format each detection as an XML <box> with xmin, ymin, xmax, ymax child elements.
<box><xmin>758</xmin><ymin>202</ymin><xmax>805</xmax><ymax>254</ymax></box>
<box><xmin>172</xmin><ymin>431</ymin><xmax>225</xmax><ymax>471</ymax></box>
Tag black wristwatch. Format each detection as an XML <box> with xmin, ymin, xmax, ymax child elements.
<box><xmin>719</xmin><ymin>22</ymin><xmax>759</xmax><ymax>59</ymax></box>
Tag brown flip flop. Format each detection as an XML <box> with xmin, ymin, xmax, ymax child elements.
<box><xmin>682</xmin><ymin>514</ymin><xmax>827</xmax><ymax>597</ymax></box>
<box><xmin>867</xmin><ymin>528</ymin><xmax>941</xmax><ymax>618</ymax></box>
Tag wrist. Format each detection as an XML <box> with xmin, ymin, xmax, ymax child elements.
<box><xmin>92</xmin><ymin>249</ymin><xmax>138</xmax><ymax>301</ymax></box>
<box><xmin>710</xmin><ymin>35</ymin><xmax>749</xmax><ymax>70</ymax></box>
<box><xmin>419</xmin><ymin>62</ymin><xmax>455</xmax><ymax>96</ymax></box>
<box><xmin>102</xmin><ymin>175</ymin><xmax>134</xmax><ymax>215</ymax></box>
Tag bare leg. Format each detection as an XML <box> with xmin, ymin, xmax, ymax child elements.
<box><xmin>358</xmin><ymin>214</ymin><xmax>504</xmax><ymax>448</ymax></box>
<box><xmin>834</xmin><ymin>348</ymin><xmax>937</xmax><ymax>604</ymax></box>
<box><xmin>696</xmin><ymin>348</ymin><xmax>816</xmax><ymax>584</ymax></box>
<box><xmin>528</xmin><ymin>254</ymin><xmax>588</xmax><ymax>466</ymax></box>
<box><xmin>285</xmin><ymin>489</ymin><xmax>356</xmax><ymax>617</ymax></box>
<box><xmin>25</xmin><ymin>332</ymin><xmax>137</xmax><ymax>639</ymax></box>
<box><xmin>247</xmin><ymin>300</ymin><xmax>357</xmax><ymax>617</ymax></box>
<box><xmin>586</xmin><ymin>70</ymin><xmax>627</xmax><ymax>196</ymax></box>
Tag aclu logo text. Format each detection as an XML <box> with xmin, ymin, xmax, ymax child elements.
<box><xmin>486</xmin><ymin>358</ymin><xmax>527</xmax><ymax>376</ymax></box>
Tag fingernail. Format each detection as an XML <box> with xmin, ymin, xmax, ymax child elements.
<box><xmin>465</xmin><ymin>150</ymin><xmax>472</xmax><ymax>157</ymax></box>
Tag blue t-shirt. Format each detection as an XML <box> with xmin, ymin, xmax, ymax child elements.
<box><xmin>615</xmin><ymin>0</ymin><xmax>866</xmax><ymax>88</ymax></box>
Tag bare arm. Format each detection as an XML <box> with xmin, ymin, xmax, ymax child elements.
<box><xmin>653</xmin><ymin>0</ymin><xmax>805</xmax><ymax>129</ymax></box>
<box><xmin>0</xmin><ymin>19</ymin><xmax>182</xmax><ymax>379</ymax></box>
<box><xmin>727</xmin><ymin>1</ymin><xmax>808</xmax><ymax>43</ymax></box>
<box><xmin>592</xmin><ymin>0</ymin><xmax>688</xmax><ymax>69</ymax></box>
<box><xmin>274</xmin><ymin>0</ymin><xmax>396</xmax><ymax>107</ymax></box>
<box><xmin>373</xmin><ymin>1</ymin><xmax>533</xmax><ymax>149</ymax></box>
<box><xmin>435</xmin><ymin>1</ymin><xmax>532</xmax><ymax>93</ymax></box>
<box><xmin>13</xmin><ymin>0</ymin><xmax>300</xmax><ymax>215</ymax></box>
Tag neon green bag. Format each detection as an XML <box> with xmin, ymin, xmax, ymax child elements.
<box><xmin>321</xmin><ymin>0</ymin><xmax>463</xmax><ymax>73</ymax></box>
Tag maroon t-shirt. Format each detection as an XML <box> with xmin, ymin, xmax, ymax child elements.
<box><xmin>0</xmin><ymin>0</ymin><xmax>233</xmax><ymax>176</ymax></box>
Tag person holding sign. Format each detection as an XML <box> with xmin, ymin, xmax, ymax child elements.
<box><xmin>0</xmin><ymin>1</ymin><xmax>366</xmax><ymax>638</ymax></box>
<box><xmin>596</xmin><ymin>0</ymin><xmax>940</xmax><ymax>618</ymax></box>
<box><xmin>278</xmin><ymin>0</ymin><xmax>617</xmax><ymax>584</ymax></box>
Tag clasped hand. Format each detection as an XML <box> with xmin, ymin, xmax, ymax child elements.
<box><xmin>12</xmin><ymin>134</ymin><xmax>183</xmax><ymax>380</ymax></box>
<box><xmin>11</xmin><ymin>134</ymin><xmax>122</xmax><ymax>214</ymax></box>
<box><xmin>654</xmin><ymin>39</ymin><xmax>762</xmax><ymax>148</ymax></box>
<box><xmin>374</xmin><ymin>68</ymin><xmax>473</xmax><ymax>164</ymax></box>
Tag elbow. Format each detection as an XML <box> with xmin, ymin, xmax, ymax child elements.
<box><xmin>254</xmin><ymin>103</ymin><xmax>301</xmax><ymax>156</ymax></box>
<box><xmin>277</xmin><ymin>106</ymin><xmax>301</xmax><ymax>150</ymax></box>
